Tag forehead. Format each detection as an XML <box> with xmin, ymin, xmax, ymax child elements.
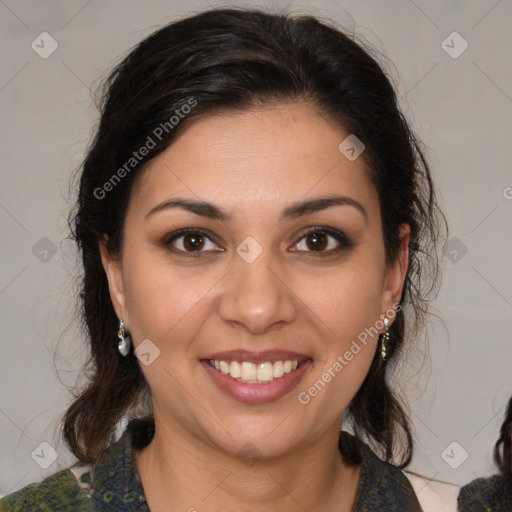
<box><xmin>128</xmin><ymin>102</ymin><xmax>379</xmax><ymax>222</ymax></box>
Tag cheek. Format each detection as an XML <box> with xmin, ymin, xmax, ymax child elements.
<box><xmin>121</xmin><ymin>250</ymin><xmax>220</xmax><ymax>351</ymax></box>
<box><xmin>295</xmin><ymin>327</ymin><xmax>377</xmax><ymax>435</ymax></box>
<box><xmin>294</xmin><ymin>260</ymin><xmax>384</xmax><ymax>341</ymax></box>
<box><xmin>292</xmin><ymin>258</ymin><xmax>383</xmax><ymax>405</ymax></box>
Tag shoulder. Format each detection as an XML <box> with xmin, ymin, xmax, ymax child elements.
<box><xmin>403</xmin><ymin>472</ymin><xmax>459</xmax><ymax>512</ymax></box>
<box><xmin>340</xmin><ymin>432</ymin><xmax>424</xmax><ymax>511</ymax></box>
<box><xmin>0</xmin><ymin>417</ymin><xmax>154</xmax><ymax>512</ymax></box>
<box><xmin>0</xmin><ymin>466</ymin><xmax>92</xmax><ymax>511</ymax></box>
<box><xmin>457</xmin><ymin>474</ymin><xmax>512</xmax><ymax>511</ymax></box>
<box><xmin>340</xmin><ymin>432</ymin><xmax>459</xmax><ymax>511</ymax></box>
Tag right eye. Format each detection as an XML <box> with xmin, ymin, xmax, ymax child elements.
<box><xmin>165</xmin><ymin>228</ymin><xmax>223</xmax><ymax>256</ymax></box>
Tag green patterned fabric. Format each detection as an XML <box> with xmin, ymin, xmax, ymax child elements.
<box><xmin>0</xmin><ymin>416</ymin><xmax>422</xmax><ymax>511</ymax></box>
<box><xmin>458</xmin><ymin>474</ymin><xmax>512</xmax><ymax>511</ymax></box>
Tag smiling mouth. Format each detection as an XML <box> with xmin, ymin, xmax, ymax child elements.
<box><xmin>207</xmin><ymin>359</ymin><xmax>307</xmax><ymax>384</ymax></box>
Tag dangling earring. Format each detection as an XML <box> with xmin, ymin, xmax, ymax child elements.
<box><xmin>380</xmin><ymin>317</ymin><xmax>390</xmax><ymax>362</ymax></box>
<box><xmin>117</xmin><ymin>318</ymin><xmax>131</xmax><ymax>356</ymax></box>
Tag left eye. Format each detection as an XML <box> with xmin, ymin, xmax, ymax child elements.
<box><xmin>292</xmin><ymin>228</ymin><xmax>349</xmax><ymax>254</ymax></box>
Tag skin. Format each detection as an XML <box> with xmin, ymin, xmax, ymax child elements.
<box><xmin>100</xmin><ymin>102</ymin><xmax>410</xmax><ymax>511</ymax></box>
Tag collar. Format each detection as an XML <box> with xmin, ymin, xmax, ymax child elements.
<box><xmin>91</xmin><ymin>417</ymin><xmax>152</xmax><ymax>510</ymax></box>
<box><xmin>91</xmin><ymin>416</ymin><xmax>422</xmax><ymax>511</ymax></box>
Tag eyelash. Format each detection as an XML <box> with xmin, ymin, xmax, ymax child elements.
<box><xmin>163</xmin><ymin>226</ymin><xmax>353</xmax><ymax>257</ymax></box>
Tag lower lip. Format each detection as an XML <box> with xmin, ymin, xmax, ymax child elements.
<box><xmin>201</xmin><ymin>360</ymin><xmax>312</xmax><ymax>404</ymax></box>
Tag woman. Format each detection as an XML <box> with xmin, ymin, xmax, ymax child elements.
<box><xmin>458</xmin><ymin>396</ymin><xmax>512</xmax><ymax>510</ymax></box>
<box><xmin>0</xmin><ymin>7</ymin><xmax>452</xmax><ymax>511</ymax></box>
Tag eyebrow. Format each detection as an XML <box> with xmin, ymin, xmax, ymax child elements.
<box><xmin>145</xmin><ymin>194</ymin><xmax>368</xmax><ymax>224</ymax></box>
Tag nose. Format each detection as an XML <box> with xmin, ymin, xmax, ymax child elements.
<box><xmin>218</xmin><ymin>246</ymin><xmax>297</xmax><ymax>335</ymax></box>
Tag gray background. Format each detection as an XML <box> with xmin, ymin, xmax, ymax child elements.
<box><xmin>1</xmin><ymin>0</ymin><xmax>511</xmax><ymax>498</ymax></box>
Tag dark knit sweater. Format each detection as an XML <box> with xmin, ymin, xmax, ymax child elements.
<box><xmin>458</xmin><ymin>474</ymin><xmax>512</xmax><ymax>511</ymax></box>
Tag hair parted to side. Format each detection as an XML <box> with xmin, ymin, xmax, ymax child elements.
<box><xmin>494</xmin><ymin>396</ymin><xmax>512</xmax><ymax>479</ymax></box>
<box><xmin>63</xmin><ymin>7</ymin><xmax>446</xmax><ymax>466</ymax></box>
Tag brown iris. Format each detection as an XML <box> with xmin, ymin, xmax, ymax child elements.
<box><xmin>183</xmin><ymin>233</ymin><xmax>206</xmax><ymax>251</ymax></box>
<box><xmin>305</xmin><ymin>232</ymin><xmax>328</xmax><ymax>251</ymax></box>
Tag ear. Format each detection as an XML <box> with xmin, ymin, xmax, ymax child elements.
<box><xmin>99</xmin><ymin>236</ymin><xmax>129</xmax><ymax>324</ymax></box>
<box><xmin>381</xmin><ymin>223</ymin><xmax>410</xmax><ymax>316</ymax></box>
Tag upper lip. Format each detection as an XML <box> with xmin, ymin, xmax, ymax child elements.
<box><xmin>201</xmin><ymin>349</ymin><xmax>312</xmax><ymax>364</ymax></box>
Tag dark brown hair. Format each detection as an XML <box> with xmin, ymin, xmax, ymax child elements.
<box><xmin>495</xmin><ymin>396</ymin><xmax>512</xmax><ymax>479</ymax></box>
<box><xmin>63</xmin><ymin>7</ymin><xmax>446</xmax><ymax>466</ymax></box>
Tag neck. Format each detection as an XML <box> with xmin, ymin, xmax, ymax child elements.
<box><xmin>133</xmin><ymin>416</ymin><xmax>360</xmax><ymax>512</ymax></box>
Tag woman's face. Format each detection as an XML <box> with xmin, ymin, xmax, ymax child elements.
<box><xmin>101</xmin><ymin>102</ymin><xmax>409</xmax><ymax>459</ymax></box>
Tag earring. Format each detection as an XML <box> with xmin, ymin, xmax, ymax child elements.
<box><xmin>117</xmin><ymin>318</ymin><xmax>131</xmax><ymax>356</ymax></box>
<box><xmin>380</xmin><ymin>317</ymin><xmax>390</xmax><ymax>362</ymax></box>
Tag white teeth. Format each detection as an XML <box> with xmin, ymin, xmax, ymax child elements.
<box><xmin>273</xmin><ymin>360</ymin><xmax>284</xmax><ymax>378</ymax></box>
<box><xmin>208</xmin><ymin>359</ymin><xmax>301</xmax><ymax>383</ymax></box>
<box><xmin>229</xmin><ymin>361</ymin><xmax>241</xmax><ymax>378</ymax></box>
<box><xmin>256</xmin><ymin>362</ymin><xmax>274</xmax><ymax>382</ymax></box>
<box><xmin>241</xmin><ymin>362</ymin><xmax>257</xmax><ymax>382</ymax></box>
